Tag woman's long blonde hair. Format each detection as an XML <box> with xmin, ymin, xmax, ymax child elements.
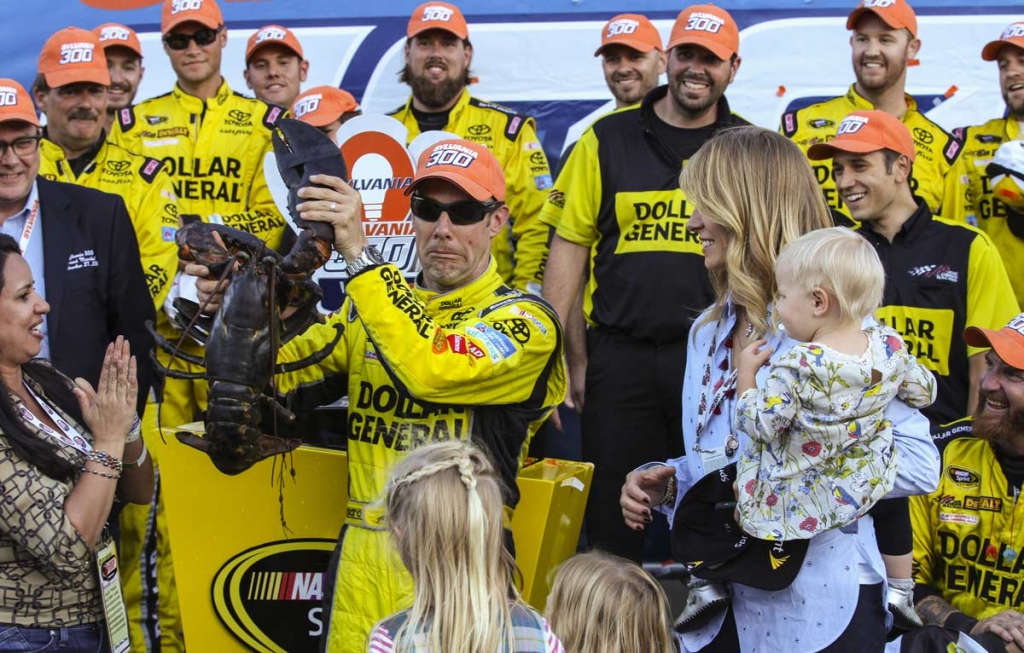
<box><xmin>678</xmin><ymin>126</ymin><xmax>832</xmax><ymax>334</ymax></box>
<box><xmin>545</xmin><ymin>551</ymin><xmax>674</xmax><ymax>653</ymax></box>
<box><xmin>384</xmin><ymin>440</ymin><xmax>518</xmax><ymax>652</ymax></box>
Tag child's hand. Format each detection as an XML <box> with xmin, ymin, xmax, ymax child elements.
<box><xmin>736</xmin><ymin>339</ymin><xmax>772</xmax><ymax>376</ymax></box>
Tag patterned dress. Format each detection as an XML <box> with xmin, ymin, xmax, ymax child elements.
<box><xmin>735</xmin><ymin>324</ymin><xmax>936</xmax><ymax>540</ymax></box>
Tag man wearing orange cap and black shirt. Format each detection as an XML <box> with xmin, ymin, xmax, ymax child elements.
<box><xmin>93</xmin><ymin>23</ymin><xmax>145</xmax><ymax>133</ymax></box>
<box><xmin>943</xmin><ymin>23</ymin><xmax>1024</xmax><ymax>309</ymax></box>
<box><xmin>542</xmin><ymin>4</ymin><xmax>747</xmax><ymax>564</ymax></box>
<box><xmin>244</xmin><ymin>24</ymin><xmax>308</xmax><ymax>113</ymax></box>
<box><xmin>388</xmin><ymin>2</ymin><xmax>552</xmax><ymax>296</ymax></box>
<box><xmin>292</xmin><ymin>85</ymin><xmax>361</xmax><ymax>144</ymax></box>
<box><xmin>782</xmin><ymin>0</ymin><xmax>963</xmax><ymax>223</ymax></box>
<box><xmin>806</xmin><ymin>110</ymin><xmax>1016</xmax><ymax>640</ymax></box>
<box><xmin>109</xmin><ymin>1</ymin><xmax>288</xmax><ymax>650</ymax></box>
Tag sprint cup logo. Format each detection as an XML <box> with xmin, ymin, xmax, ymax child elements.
<box><xmin>1002</xmin><ymin>23</ymin><xmax>1024</xmax><ymax>39</ymax></box>
<box><xmin>293</xmin><ymin>95</ymin><xmax>321</xmax><ymax>119</ymax></box>
<box><xmin>607</xmin><ymin>19</ymin><xmax>639</xmax><ymax>37</ymax></box>
<box><xmin>98</xmin><ymin>26</ymin><xmax>131</xmax><ymax>43</ymax></box>
<box><xmin>685</xmin><ymin>13</ymin><xmax>724</xmax><ymax>34</ymax></box>
<box><xmin>59</xmin><ymin>43</ymin><xmax>95</xmax><ymax>66</ymax></box>
<box><xmin>213</xmin><ymin>539</ymin><xmax>336</xmax><ymax>652</ymax></box>
<box><xmin>256</xmin><ymin>27</ymin><xmax>286</xmax><ymax>44</ymax></box>
<box><xmin>837</xmin><ymin>115</ymin><xmax>869</xmax><ymax>135</ymax></box>
<box><xmin>422</xmin><ymin>5</ymin><xmax>454</xmax><ymax>22</ymax></box>
<box><xmin>0</xmin><ymin>87</ymin><xmax>18</xmax><ymax>107</ymax></box>
<box><xmin>171</xmin><ymin>0</ymin><xmax>203</xmax><ymax>13</ymax></box>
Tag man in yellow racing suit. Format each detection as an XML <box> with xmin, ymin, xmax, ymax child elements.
<box><xmin>781</xmin><ymin>0</ymin><xmax>963</xmax><ymax>222</ymax></box>
<box><xmin>257</xmin><ymin>138</ymin><xmax>563</xmax><ymax>652</ymax></box>
<box><xmin>388</xmin><ymin>2</ymin><xmax>552</xmax><ymax>294</ymax></box>
<box><xmin>941</xmin><ymin>23</ymin><xmax>1024</xmax><ymax>307</ymax></box>
<box><xmin>911</xmin><ymin>314</ymin><xmax>1024</xmax><ymax>648</ymax></box>
<box><xmin>108</xmin><ymin>0</ymin><xmax>289</xmax><ymax>649</ymax></box>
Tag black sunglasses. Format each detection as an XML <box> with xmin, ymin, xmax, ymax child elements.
<box><xmin>163</xmin><ymin>26</ymin><xmax>223</xmax><ymax>51</ymax></box>
<box><xmin>410</xmin><ymin>194</ymin><xmax>504</xmax><ymax>226</ymax></box>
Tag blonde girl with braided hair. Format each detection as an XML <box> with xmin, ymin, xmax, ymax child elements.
<box><xmin>545</xmin><ymin>550</ymin><xmax>674</xmax><ymax>653</ymax></box>
<box><xmin>366</xmin><ymin>441</ymin><xmax>564</xmax><ymax>653</ymax></box>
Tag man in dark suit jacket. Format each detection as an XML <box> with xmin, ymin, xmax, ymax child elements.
<box><xmin>0</xmin><ymin>78</ymin><xmax>153</xmax><ymax>414</ymax></box>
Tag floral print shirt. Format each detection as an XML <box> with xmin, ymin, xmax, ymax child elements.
<box><xmin>735</xmin><ymin>324</ymin><xmax>937</xmax><ymax>540</ymax></box>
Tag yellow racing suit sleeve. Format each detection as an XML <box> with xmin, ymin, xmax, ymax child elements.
<box><xmin>911</xmin><ymin>492</ymin><xmax>939</xmax><ymax>589</ymax></box>
<box><xmin>346</xmin><ymin>265</ymin><xmax>565</xmax><ymax>407</ymax></box>
<box><xmin>554</xmin><ymin>130</ymin><xmax>602</xmax><ymax>248</ymax></box>
<box><xmin>965</xmin><ymin>231</ymin><xmax>1020</xmax><ymax>357</ymax></box>
<box><xmin>241</xmin><ymin>142</ymin><xmax>287</xmax><ymax>252</ymax></box>
<box><xmin>135</xmin><ymin>164</ymin><xmax>182</xmax><ymax>313</ymax></box>
<box><xmin>507</xmin><ymin>120</ymin><xmax>553</xmax><ymax>294</ymax></box>
<box><xmin>274</xmin><ymin>306</ymin><xmax>352</xmax><ymax>406</ymax></box>
<box><xmin>940</xmin><ymin>153</ymin><xmax>972</xmax><ymax>225</ymax></box>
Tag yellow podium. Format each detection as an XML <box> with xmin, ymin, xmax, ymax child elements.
<box><xmin>155</xmin><ymin>434</ymin><xmax>591</xmax><ymax>653</ymax></box>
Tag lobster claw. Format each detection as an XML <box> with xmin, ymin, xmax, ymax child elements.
<box><xmin>273</xmin><ymin>118</ymin><xmax>346</xmax><ymax>247</ymax></box>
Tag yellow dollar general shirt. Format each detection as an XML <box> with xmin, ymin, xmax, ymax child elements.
<box><xmin>110</xmin><ymin>80</ymin><xmax>287</xmax><ymax>251</ymax></box>
<box><xmin>858</xmin><ymin>201</ymin><xmax>1017</xmax><ymax>429</ymax></box>
<box><xmin>944</xmin><ymin>119</ymin><xmax>1024</xmax><ymax>307</ymax></box>
<box><xmin>556</xmin><ymin>89</ymin><xmax>746</xmax><ymax>343</ymax></box>
<box><xmin>389</xmin><ymin>89</ymin><xmax>552</xmax><ymax>293</ymax></box>
<box><xmin>38</xmin><ymin>135</ymin><xmax>179</xmax><ymax>322</ymax></box>
<box><xmin>912</xmin><ymin>435</ymin><xmax>1024</xmax><ymax>620</ymax></box>
<box><xmin>782</xmin><ymin>85</ymin><xmax>964</xmax><ymax>221</ymax></box>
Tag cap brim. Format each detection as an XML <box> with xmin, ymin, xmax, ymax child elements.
<box><xmin>595</xmin><ymin>38</ymin><xmax>658</xmax><ymax>57</ymax></box>
<box><xmin>964</xmin><ymin>326</ymin><xmax>1024</xmax><ymax>369</ymax></box>
<box><xmin>407</xmin><ymin>24</ymin><xmax>468</xmax><ymax>41</ymax></box>
<box><xmin>247</xmin><ymin>41</ymin><xmax>303</xmax><ymax>63</ymax></box>
<box><xmin>847</xmin><ymin>8</ymin><xmax>905</xmax><ymax>32</ymax></box>
<box><xmin>406</xmin><ymin>172</ymin><xmax>492</xmax><ymax>202</ymax></box>
<box><xmin>667</xmin><ymin>35</ymin><xmax>734</xmax><ymax>61</ymax></box>
<box><xmin>807</xmin><ymin>138</ymin><xmax>886</xmax><ymax>161</ymax></box>
<box><xmin>982</xmin><ymin>39</ymin><xmax>1017</xmax><ymax>61</ymax></box>
<box><xmin>43</xmin><ymin>68</ymin><xmax>111</xmax><ymax>88</ymax></box>
<box><xmin>164</xmin><ymin>16</ymin><xmax>221</xmax><ymax>34</ymax></box>
<box><xmin>0</xmin><ymin>113</ymin><xmax>40</xmax><ymax>128</ymax></box>
<box><xmin>103</xmin><ymin>42</ymin><xmax>143</xmax><ymax>58</ymax></box>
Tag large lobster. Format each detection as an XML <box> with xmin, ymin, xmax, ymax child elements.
<box><xmin>149</xmin><ymin>119</ymin><xmax>345</xmax><ymax>475</ymax></box>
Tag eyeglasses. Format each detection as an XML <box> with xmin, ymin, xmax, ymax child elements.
<box><xmin>410</xmin><ymin>194</ymin><xmax>504</xmax><ymax>225</ymax></box>
<box><xmin>0</xmin><ymin>136</ymin><xmax>41</xmax><ymax>158</ymax></box>
<box><xmin>163</xmin><ymin>26</ymin><xmax>223</xmax><ymax>51</ymax></box>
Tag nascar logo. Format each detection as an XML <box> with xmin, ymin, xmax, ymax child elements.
<box><xmin>256</xmin><ymin>27</ymin><xmax>286</xmax><ymax>44</ymax></box>
<box><xmin>685</xmin><ymin>13</ymin><xmax>724</xmax><ymax>34</ymax></box>
<box><xmin>59</xmin><ymin>43</ymin><xmax>95</xmax><ymax>65</ymax></box>
<box><xmin>171</xmin><ymin>0</ymin><xmax>203</xmax><ymax>13</ymax></box>
<box><xmin>607</xmin><ymin>19</ymin><xmax>639</xmax><ymax>37</ymax></box>
<box><xmin>422</xmin><ymin>5</ymin><xmax>454</xmax><ymax>22</ymax></box>
<box><xmin>837</xmin><ymin>115</ymin><xmax>869</xmax><ymax>135</ymax></box>
<box><xmin>98</xmin><ymin>26</ymin><xmax>131</xmax><ymax>42</ymax></box>
<box><xmin>1002</xmin><ymin>23</ymin><xmax>1024</xmax><ymax>39</ymax></box>
<box><xmin>425</xmin><ymin>143</ymin><xmax>478</xmax><ymax>169</ymax></box>
<box><xmin>0</xmin><ymin>87</ymin><xmax>18</xmax><ymax>107</ymax></box>
<box><xmin>294</xmin><ymin>95</ymin><xmax>321</xmax><ymax>118</ymax></box>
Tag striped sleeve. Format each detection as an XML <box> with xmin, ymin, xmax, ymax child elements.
<box><xmin>544</xmin><ymin>617</ymin><xmax>564</xmax><ymax>653</ymax></box>
<box><xmin>367</xmin><ymin>625</ymin><xmax>394</xmax><ymax>653</ymax></box>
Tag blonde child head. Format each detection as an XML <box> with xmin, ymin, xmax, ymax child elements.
<box><xmin>545</xmin><ymin>550</ymin><xmax>674</xmax><ymax>653</ymax></box>
<box><xmin>774</xmin><ymin>226</ymin><xmax>885</xmax><ymax>327</ymax></box>
<box><xmin>383</xmin><ymin>440</ymin><xmax>518</xmax><ymax>652</ymax></box>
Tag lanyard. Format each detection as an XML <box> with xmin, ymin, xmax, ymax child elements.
<box><xmin>18</xmin><ymin>199</ymin><xmax>40</xmax><ymax>253</ymax></box>
<box><xmin>20</xmin><ymin>380</ymin><xmax>91</xmax><ymax>454</ymax></box>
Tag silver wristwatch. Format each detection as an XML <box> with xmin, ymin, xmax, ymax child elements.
<box><xmin>344</xmin><ymin>245</ymin><xmax>385</xmax><ymax>278</ymax></box>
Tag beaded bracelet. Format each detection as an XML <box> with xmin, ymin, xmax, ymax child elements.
<box><xmin>86</xmin><ymin>450</ymin><xmax>123</xmax><ymax>474</ymax></box>
<box><xmin>80</xmin><ymin>465</ymin><xmax>120</xmax><ymax>480</ymax></box>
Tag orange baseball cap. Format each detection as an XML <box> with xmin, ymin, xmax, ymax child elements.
<box><xmin>982</xmin><ymin>22</ymin><xmax>1024</xmax><ymax>61</ymax></box>
<box><xmin>246</xmin><ymin>25</ymin><xmax>304</xmax><ymax>63</ymax></box>
<box><xmin>406</xmin><ymin>139</ymin><xmax>505</xmax><ymax>202</ymax></box>
<box><xmin>161</xmin><ymin>0</ymin><xmax>223</xmax><ymax>34</ymax></box>
<box><xmin>595</xmin><ymin>14</ymin><xmax>663</xmax><ymax>57</ymax></box>
<box><xmin>0</xmin><ymin>79</ymin><xmax>40</xmax><ymax>127</ymax></box>
<box><xmin>667</xmin><ymin>5</ymin><xmax>739</xmax><ymax>60</ymax></box>
<box><xmin>93</xmin><ymin>23</ymin><xmax>143</xmax><ymax>58</ymax></box>
<box><xmin>847</xmin><ymin>0</ymin><xmax>918</xmax><ymax>39</ymax></box>
<box><xmin>292</xmin><ymin>86</ymin><xmax>360</xmax><ymax>127</ymax></box>
<box><xmin>807</xmin><ymin>110</ymin><xmax>916</xmax><ymax>161</ymax></box>
<box><xmin>965</xmin><ymin>313</ymin><xmax>1024</xmax><ymax>370</ymax></box>
<box><xmin>407</xmin><ymin>2</ymin><xmax>469</xmax><ymax>41</ymax></box>
<box><xmin>38</xmin><ymin>27</ymin><xmax>111</xmax><ymax>88</ymax></box>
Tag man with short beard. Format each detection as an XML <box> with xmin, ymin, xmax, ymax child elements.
<box><xmin>388</xmin><ymin>2</ymin><xmax>552</xmax><ymax>295</ymax></box>
<box><xmin>542</xmin><ymin>4</ymin><xmax>747</xmax><ymax>563</ymax></box>
<box><xmin>782</xmin><ymin>0</ymin><xmax>962</xmax><ymax>223</ymax></box>
<box><xmin>943</xmin><ymin>23</ymin><xmax>1024</xmax><ymax>308</ymax></box>
<box><xmin>910</xmin><ymin>312</ymin><xmax>1024</xmax><ymax>653</ymax></box>
<box><xmin>93</xmin><ymin>23</ymin><xmax>145</xmax><ymax>133</ymax></box>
